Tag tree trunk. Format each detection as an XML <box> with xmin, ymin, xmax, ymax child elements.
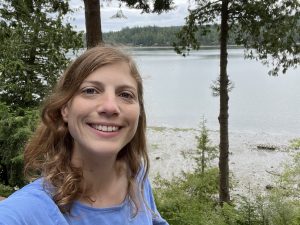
<box><xmin>83</xmin><ymin>0</ymin><xmax>102</xmax><ymax>48</ymax></box>
<box><xmin>218</xmin><ymin>0</ymin><xmax>230</xmax><ymax>204</ymax></box>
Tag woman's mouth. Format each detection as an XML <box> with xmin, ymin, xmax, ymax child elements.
<box><xmin>89</xmin><ymin>124</ymin><xmax>120</xmax><ymax>132</ymax></box>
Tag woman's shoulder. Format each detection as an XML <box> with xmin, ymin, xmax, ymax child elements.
<box><xmin>1</xmin><ymin>178</ymin><xmax>50</xmax><ymax>205</ymax></box>
<box><xmin>0</xmin><ymin>179</ymin><xmax>67</xmax><ymax>225</ymax></box>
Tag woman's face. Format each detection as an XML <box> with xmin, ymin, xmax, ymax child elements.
<box><xmin>61</xmin><ymin>62</ymin><xmax>140</xmax><ymax>160</ymax></box>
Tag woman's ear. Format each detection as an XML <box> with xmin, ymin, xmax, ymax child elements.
<box><xmin>61</xmin><ymin>104</ymin><xmax>69</xmax><ymax>122</ymax></box>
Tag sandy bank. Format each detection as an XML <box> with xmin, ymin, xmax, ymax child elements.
<box><xmin>147</xmin><ymin>127</ymin><xmax>298</xmax><ymax>195</ymax></box>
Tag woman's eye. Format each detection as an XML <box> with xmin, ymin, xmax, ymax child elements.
<box><xmin>82</xmin><ymin>87</ymin><xmax>98</xmax><ymax>95</ymax></box>
<box><xmin>120</xmin><ymin>92</ymin><xmax>134</xmax><ymax>100</ymax></box>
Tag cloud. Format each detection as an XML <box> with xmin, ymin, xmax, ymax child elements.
<box><xmin>69</xmin><ymin>0</ymin><xmax>189</xmax><ymax>32</ymax></box>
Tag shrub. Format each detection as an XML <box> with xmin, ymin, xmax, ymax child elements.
<box><xmin>154</xmin><ymin>168</ymin><xmax>228</xmax><ymax>225</ymax></box>
<box><xmin>290</xmin><ymin>138</ymin><xmax>300</xmax><ymax>149</ymax></box>
<box><xmin>0</xmin><ymin>102</ymin><xmax>39</xmax><ymax>187</ymax></box>
<box><xmin>0</xmin><ymin>183</ymin><xmax>14</xmax><ymax>197</ymax></box>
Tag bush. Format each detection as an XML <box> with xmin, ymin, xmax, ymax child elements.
<box><xmin>0</xmin><ymin>102</ymin><xmax>39</xmax><ymax>187</ymax></box>
<box><xmin>154</xmin><ymin>164</ymin><xmax>300</xmax><ymax>225</ymax></box>
<box><xmin>153</xmin><ymin>167</ymin><xmax>265</xmax><ymax>225</ymax></box>
<box><xmin>154</xmin><ymin>168</ymin><xmax>230</xmax><ymax>225</ymax></box>
<box><xmin>290</xmin><ymin>138</ymin><xmax>300</xmax><ymax>149</ymax></box>
<box><xmin>0</xmin><ymin>183</ymin><xmax>14</xmax><ymax>197</ymax></box>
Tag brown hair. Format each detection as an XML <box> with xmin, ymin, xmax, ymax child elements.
<box><xmin>24</xmin><ymin>46</ymin><xmax>149</xmax><ymax>213</ymax></box>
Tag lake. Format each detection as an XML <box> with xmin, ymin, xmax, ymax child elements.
<box><xmin>128</xmin><ymin>47</ymin><xmax>300</xmax><ymax>135</ymax></box>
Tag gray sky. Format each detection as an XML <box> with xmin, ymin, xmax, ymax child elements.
<box><xmin>69</xmin><ymin>0</ymin><xmax>191</xmax><ymax>32</ymax></box>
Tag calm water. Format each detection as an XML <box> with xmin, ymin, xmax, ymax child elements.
<box><xmin>128</xmin><ymin>47</ymin><xmax>300</xmax><ymax>135</ymax></box>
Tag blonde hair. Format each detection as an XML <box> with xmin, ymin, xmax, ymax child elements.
<box><xmin>24</xmin><ymin>46</ymin><xmax>149</xmax><ymax>213</ymax></box>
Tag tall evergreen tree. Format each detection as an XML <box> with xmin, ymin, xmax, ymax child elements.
<box><xmin>0</xmin><ymin>0</ymin><xmax>83</xmax><ymax>108</ymax></box>
<box><xmin>174</xmin><ymin>0</ymin><xmax>300</xmax><ymax>204</ymax></box>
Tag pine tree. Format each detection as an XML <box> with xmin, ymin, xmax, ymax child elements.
<box><xmin>0</xmin><ymin>0</ymin><xmax>83</xmax><ymax>108</ymax></box>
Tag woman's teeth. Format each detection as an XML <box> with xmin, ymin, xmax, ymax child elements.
<box><xmin>92</xmin><ymin>124</ymin><xmax>119</xmax><ymax>132</ymax></box>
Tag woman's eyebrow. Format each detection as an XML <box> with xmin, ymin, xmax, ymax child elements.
<box><xmin>82</xmin><ymin>80</ymin><xmax>137</xmax><ymax>91</ymax></box>
<box><xmin>117</xmin><ymin>84</ymin><xmax>137</xmax><ymax>91</ymax></box>
<box><xmin>81</xmin><ymin>80</ymin><xmax>102</xmax><ymax>86</ymax></box>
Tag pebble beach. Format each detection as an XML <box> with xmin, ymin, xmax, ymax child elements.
<box><xmin>147</xmin><ymin>127</ymin><xmax>299</xmax><ymax>196</ymax></box>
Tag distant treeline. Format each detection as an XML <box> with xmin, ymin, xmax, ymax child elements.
<box><xmin>81</xmin><ymin>25</ymin><xmax>300</xmax><ymax>47</ymax></box>
<box><xmin>102</xmin><ymin>25</ymin><xmax>237</xmax><ymax>46</ymax></box>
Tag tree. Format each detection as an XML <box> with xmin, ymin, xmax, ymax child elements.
<box><xmin>195</xmin><ymin>118</ymin><xmax>218</xmax><ymax>174</ymax></box>
<box><xmin>0</xmin><ymin>0</ymin><xmax>83</xmax><ymax>108</ymax></box>
<box><xmin>0</xmin><ymin>103</ymin><xmax>39</xmax><ymax>187</ymax></box>
<box><xmin>174</xmin><ymin>0</ymin><xmax>300</xmax><ymax>204</ymax></box>
<box><xmin>83</xmin><ymin>0</ymin><xmax>175</xmax><ymax>48</ymax></box>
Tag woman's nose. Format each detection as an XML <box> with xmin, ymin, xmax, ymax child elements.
<box><xmin>97</xmin><ymin>93</ymin><xmax>120</xmax><ymax>117</ymax></box>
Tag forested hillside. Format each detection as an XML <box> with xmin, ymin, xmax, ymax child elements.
<box><xmin>95</xmin><ymin>24</ymin><xmax>299</xmax><ymax>47</ymax></box>
<box><xmin>102</xmin><ymin>25</ymin><xmax>237</xmax><ymax>46</ymax></box>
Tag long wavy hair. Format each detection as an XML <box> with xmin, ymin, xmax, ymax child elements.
<box><xmin>24</xmin><ymin>46</ymin><xmax>149</xmax><ymax>213</ymax></box>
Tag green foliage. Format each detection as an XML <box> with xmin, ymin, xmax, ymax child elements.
<box><xmin>154</xmin><ymin>169</ymin><xmax>247</xmax><ymax>225</ymax></box>
<box><xmin>174</xmin><ymin>0</ymin><xmax>300</xmax><ymax>75</ymax></box>
<box><xmin>154</xmin><ymin>159</ymin><xmax>300</xmax><ymax>225</ymax></box>
<box><xmin>103</xmin><ymin>25</ymin><xmax>237</xmax><ymax>47</ymax></box>
<box><xmin>289</xmin><ymin>138</ymin><xmax>300</xmax><ymax>149</ymax></box>
<box><xmin>0</xmin><ymin>183</ymin><xmax>14</xmax><ymax>197</ymax></box>
<box><xmin>233</xmin><ymin>152</ymin><xmax>300</xmax><ymax>224</ymax></box>
<box><xmin>120</xmin><ymin>0</ymin><xmax>175</xmax><ymax>14</ymax></box>
<box><xmin>235</xmin><ymin>152</ymin><xmax>300</xmax><ymax>225</ymax></box>
<box><xmin>260</xmin><ymin>152</ymin><xmax>300</xmax><ymax>224</ymax></box>
<box><xmin>0</xmin><ymin>102</ymin><xmax>39</xmax><ymax>187</ymax></box>
<box><xmin>104</xmin><ymin>22</ymin><xmax>300</xmax><ymax>49</ymax></box>
<box><xmin>233</xmin><ymin>0</ymin><xmax>300</xmax><ymax>75</ymax></box>
<box><xmin>0</xmin><ymin>0</ymin><xmax>83</xmax><ymax>108</ymax></box>
<box><xmin>194</xmin><ymin>118</ymin><xmax>218</xmax><ymax>173</ymax></box>
<box><xmin>154</xmin><ymin>168</ymin><xmax>228</xmax><ymax>225</ymax></box>
<box><xmin>264</xmin><ymin>192</ymin><xmax>300</xmax><ymax>225</ymax></box>
<box><xmin>233</xmin><ymin>193</ymin><xmax>269</xmax><ymax>225</ymax></box>
<box><xmin>277</xmin><ymin>152</ymin><xmax>300</xmax><ymax>199</ymax></box>
<box><xmin>210</xmin><ymin>76</ymin><xmax>235</xmax><ymax>97</ymax></box>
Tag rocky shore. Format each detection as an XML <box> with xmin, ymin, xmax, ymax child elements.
<box><xmin>147</xmin><ymin>127</ymin><xmax>298</xmax><ymax>196</ymax></box>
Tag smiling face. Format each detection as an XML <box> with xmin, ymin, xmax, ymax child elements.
<box><xmin>61</xmin><ymin>62</ymin><xmax>140</xmax><ymax>161</ymax></box>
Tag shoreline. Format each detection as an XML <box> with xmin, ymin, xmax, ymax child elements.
<box><xmin>147</xmin><ymin>127</ymin><xmax>298</xmax><ymax>195</ymax></box>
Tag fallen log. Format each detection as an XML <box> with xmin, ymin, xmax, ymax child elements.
<box><xmin>257</xmin><ymin>144</ymin><xmax>277</xmax><ymax>150</ymax></box>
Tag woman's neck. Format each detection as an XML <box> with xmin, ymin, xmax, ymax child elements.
<box><xmin>77</xmin><ymin>158</ymin><xmax>129</xmax><ymax>208</ymax></box>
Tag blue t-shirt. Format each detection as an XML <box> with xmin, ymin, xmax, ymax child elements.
<box><xmin>0</xmin><ymin>178</ymin><xmax>168</xmax><ymax>225</ymax></box>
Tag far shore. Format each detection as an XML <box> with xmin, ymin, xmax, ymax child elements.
<box><xmin>124</xmin><ymin>45</ymin><xmax>242</xmax><ymax>50</ymax></box>
<box><xmin>147</xmin><ymin>126</ymin><xmax>298</xmax><ymax>196</ymax></box>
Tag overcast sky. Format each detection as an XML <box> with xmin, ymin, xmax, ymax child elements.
<box><xmin>69</xmin><ymin>0</ymin><xmax>191</xmax><ymax>32</ymax></box>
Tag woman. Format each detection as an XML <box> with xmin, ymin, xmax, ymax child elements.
<box><xmin>0</xmin><ymin>46</ymin><xmax>169</xmax><ymax>225</ymax></box>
